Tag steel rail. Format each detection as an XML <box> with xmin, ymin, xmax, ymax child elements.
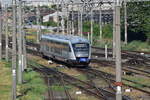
<box><xmin>28</xmin><ymin>63</ymin><xmax>116</xmax><ymax>100</ymax></box>
<box><xmin>88</xmin><ymin>68</ymin><xmax>150</xmax><ymax>94</ymax></box>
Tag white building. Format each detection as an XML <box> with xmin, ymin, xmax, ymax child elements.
<box><xmin>43</xmin><ymin>11</ymin><xmax>66</xmax><ymax>22</ymax></box>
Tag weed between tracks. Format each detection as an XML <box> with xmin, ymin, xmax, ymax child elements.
<box><xmin>123</xmin><ymin>76</ymin><xmax>150</xmax><ymax>87</ymax></box>
<box><xmin>28</xmin><ymin>55</ymin><xmax>100</xmax><ymax>100</ymax></box>
<box><xmin>92</xmin><ymin>64</ymin><xmax>150</xmax><ymax>99</ymax></box>
<box><xmin>17</xmin><ymin>68</ymin><xmax>47</xmax><ymax>100</ymax></box>
<box><xmin>0</xmin><ymin>61</ymin><xmax>11</xmax><ymax>100</ymax></box>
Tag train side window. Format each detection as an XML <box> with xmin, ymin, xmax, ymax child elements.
<box><xmin>46</xmin><ymin>45</ymin><xmax>49</xmax><ymax>51</ymax></box>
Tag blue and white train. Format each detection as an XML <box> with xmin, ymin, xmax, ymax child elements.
<box><xmin>40</xmin><ymin>34</ymin><xmax>91</xmax><ymax>66</ymax></box>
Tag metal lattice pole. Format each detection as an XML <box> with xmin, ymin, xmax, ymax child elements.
<box><xmin>12</xmin><ymin>0</ymin><xmax>17</xmax><ymax>99</ymax></box>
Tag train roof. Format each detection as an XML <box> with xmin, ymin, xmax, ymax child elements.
<box><xmin>41</xmin><ymin>34</ymin><xmax>90</xmax><ymax>44</ymax></box>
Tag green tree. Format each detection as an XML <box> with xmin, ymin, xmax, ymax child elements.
<box><xmin>83</xmin><ymin>21</ymin><xmax>112</xmax><ymax>39</ymax></box>
<box><xmin>126</xmin><ymin>1</ymin><xmax>150</xmax><ymax>42</ymax></box>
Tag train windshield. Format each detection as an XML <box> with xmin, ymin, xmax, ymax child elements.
<box><xmin>73</xmin><ymin>43</ymin><xmax>89</xmax><ymax>52</ymax></box>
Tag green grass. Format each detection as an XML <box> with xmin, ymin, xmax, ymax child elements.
<box><xmin>123</xmin><ymin>75</ymin><xmax>150</xmax><ymax>87</ymax></box>
<box><xmin>51</xmin><ymin>85</ymin><xmax>65</xmax><ymax>91</ymax></box>
<box><xmin>122</xmin><ymin>40</ymin><xmax>150</xmax><ymax>51</ymax></box>
<box><xmin>0</xmin><ymin>61</ymin><xmax>11</xmax><ymax>100</ymax></box>
<box><xmin>18</xmin><ymin>69</ymin><xmax>47</xmax><ymax>100</ymax></box>
<box><xmin>93</xmin><ymin>39</ymin><xmax>150</xmax><ymax>52</ymax></box>
<box><xmin>75</xmin><ymin>74</ymin><xmax>87</xmax><ymax>81</ymax></box>
<box><xmin>50</xmin><ymin>84</ymin><xmax>72</xmax><ymax>91</ymax></box>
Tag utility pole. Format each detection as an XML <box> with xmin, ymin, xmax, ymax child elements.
<box><xmin>115</xmin><ymin>0</ymin><xmax>122</xmax><ymax>100</ymax></box>
<box><xmin>124</xmin><ymin>0</ymin><xmax>127</xmax><ymax>44</ymax></box>
<box><xmin>90</xmin><ymin>9</ymin><xmax>93</xmax><ymax>45</ymax></box>
<box><xmin>18</xmin><ymin>0</ymin><xmax>23</xmax><ymax>84</ymax></box>
<box><xmin>113</xmin><ymin>3</ymin><xmax>116</xmax><ymax>59</ymax></box>
<box><xmin>99</xmin><ymin>5</ymin><xmax>102</xmax><ymax>40</ymax></box>
<box><xmin>66</xmin><ymin>6</ymin><xmax>69</xmax><ymax>34</ymax></box>
<box><xmin>21</xmin><ymin>1</ymin><xmax>26</xmax><ymax>71</ymax></box>
<box><xmin>71</xmin><ymin>5</ymin><xmax>74</xmax><ymax>35</ymax></box>
<box><xmin>80</xmin><ymin>8</ymin><xmax>83</xmax><ymax>37</ymax></box>
<box><xmin>22</xmin><ymin>30</ymin><xmax>27</xmax><ymax>70</ymax></box>
<box><xmin>5</xmin><ymin>4</ymin><xmax>8</xmax><ymax>61</ymax></box>
<box><xmin>0</xmin><ymin>2</ymin><xmax>2</xmax><ymax>61</ymax></box>
<box><xmin>12</xmin><ymin>0</ymin><xmax>17</xmax><ymax>99</ymax></box>
<box><xmin>36</xmin><ymin>5</ymin><xmax>41</xmax><ymax>43</ymax></box>
<box><xmin>56</xmin><ymin>4</ymin><xmax>59</xmax><ymax>33</ymax></box>
<box><xmin>78</xmin><ymin>5</ymin><xmax>80</xmax><ymax>36</ymax></box>
<box><xmin>61</xmin><ymin>4</ymin><xmax>65</xmax><ymax>35</ymax></box>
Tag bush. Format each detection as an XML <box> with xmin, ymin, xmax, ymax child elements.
<box><xmin>102</xmin><ymin>24</ymin><xmax>113</xmax><ymax>39</ymax></box>
<box><xmin>122</xmin><ymin>41</ymin><xmax>150</xmax><ymax>51</ymax></box>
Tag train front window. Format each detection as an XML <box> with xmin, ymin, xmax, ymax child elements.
<box><xmin>73</xmin><ymin>43</ymin><xmax>89</xmax><ymax>52</ymax></box>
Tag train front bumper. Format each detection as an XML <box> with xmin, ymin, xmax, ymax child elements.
<box><xmin>68</xmin><ymin>58</ymin><xmax>90</xmax><ymax>66</ymax></box>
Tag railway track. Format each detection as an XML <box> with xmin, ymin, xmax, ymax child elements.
<box><xmin>92</xmin><ymin>46</ymin><xmax>150</xmax><ymax>65</ymax></box>
<box><xmin>29</xmin><ymin>63</ymin><xmax>73</xmax><ymax>100</ymax></box>
<box><xmin>92</xmin><ymin>46</ymin><xmax>150</xmax><ymax>57</ymax></box>
<box><xmin>4</xmin><ymin>41</ymin><xmax>148</xmax><ymax>99</ymax></box>
<box><xmin>26</xmin><ymin>42</ymin><xmax>150</xmax><ymax>66</ymax></box>
<box><xmin>80</xmin><ymin>68</ymin><xmax>150</xmax><ymax>95</ymax></box>
<box><xmin>92</xmin><ymin>59</ymin><xmax>150</xmax><ymax>79</ymax></box>
<box><xmin>26</xmin><ymin>42</ymin><xmax>150</xmax><ymax>95</ymax></box>
<box><xmin>28</xmin><ymin>62</ymin><xmax>117</xmax><ymax>100</ymax></box>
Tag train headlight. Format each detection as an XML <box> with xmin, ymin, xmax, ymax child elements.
<box><xmin>79</xmin><ymin>58</ymin><xmax>87</xmax><ymax>62</ymax></box>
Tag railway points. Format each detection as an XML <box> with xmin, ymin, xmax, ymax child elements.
<box><xmin>0</xmin><ymin>0</ymin><xmax>150</xmax><ymax>100</ymax></box>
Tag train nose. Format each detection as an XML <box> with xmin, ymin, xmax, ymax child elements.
<box><xmin>75</xmin><ymin>52</ymin><xmax>89</xmax><ymax>57</ymax></box>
